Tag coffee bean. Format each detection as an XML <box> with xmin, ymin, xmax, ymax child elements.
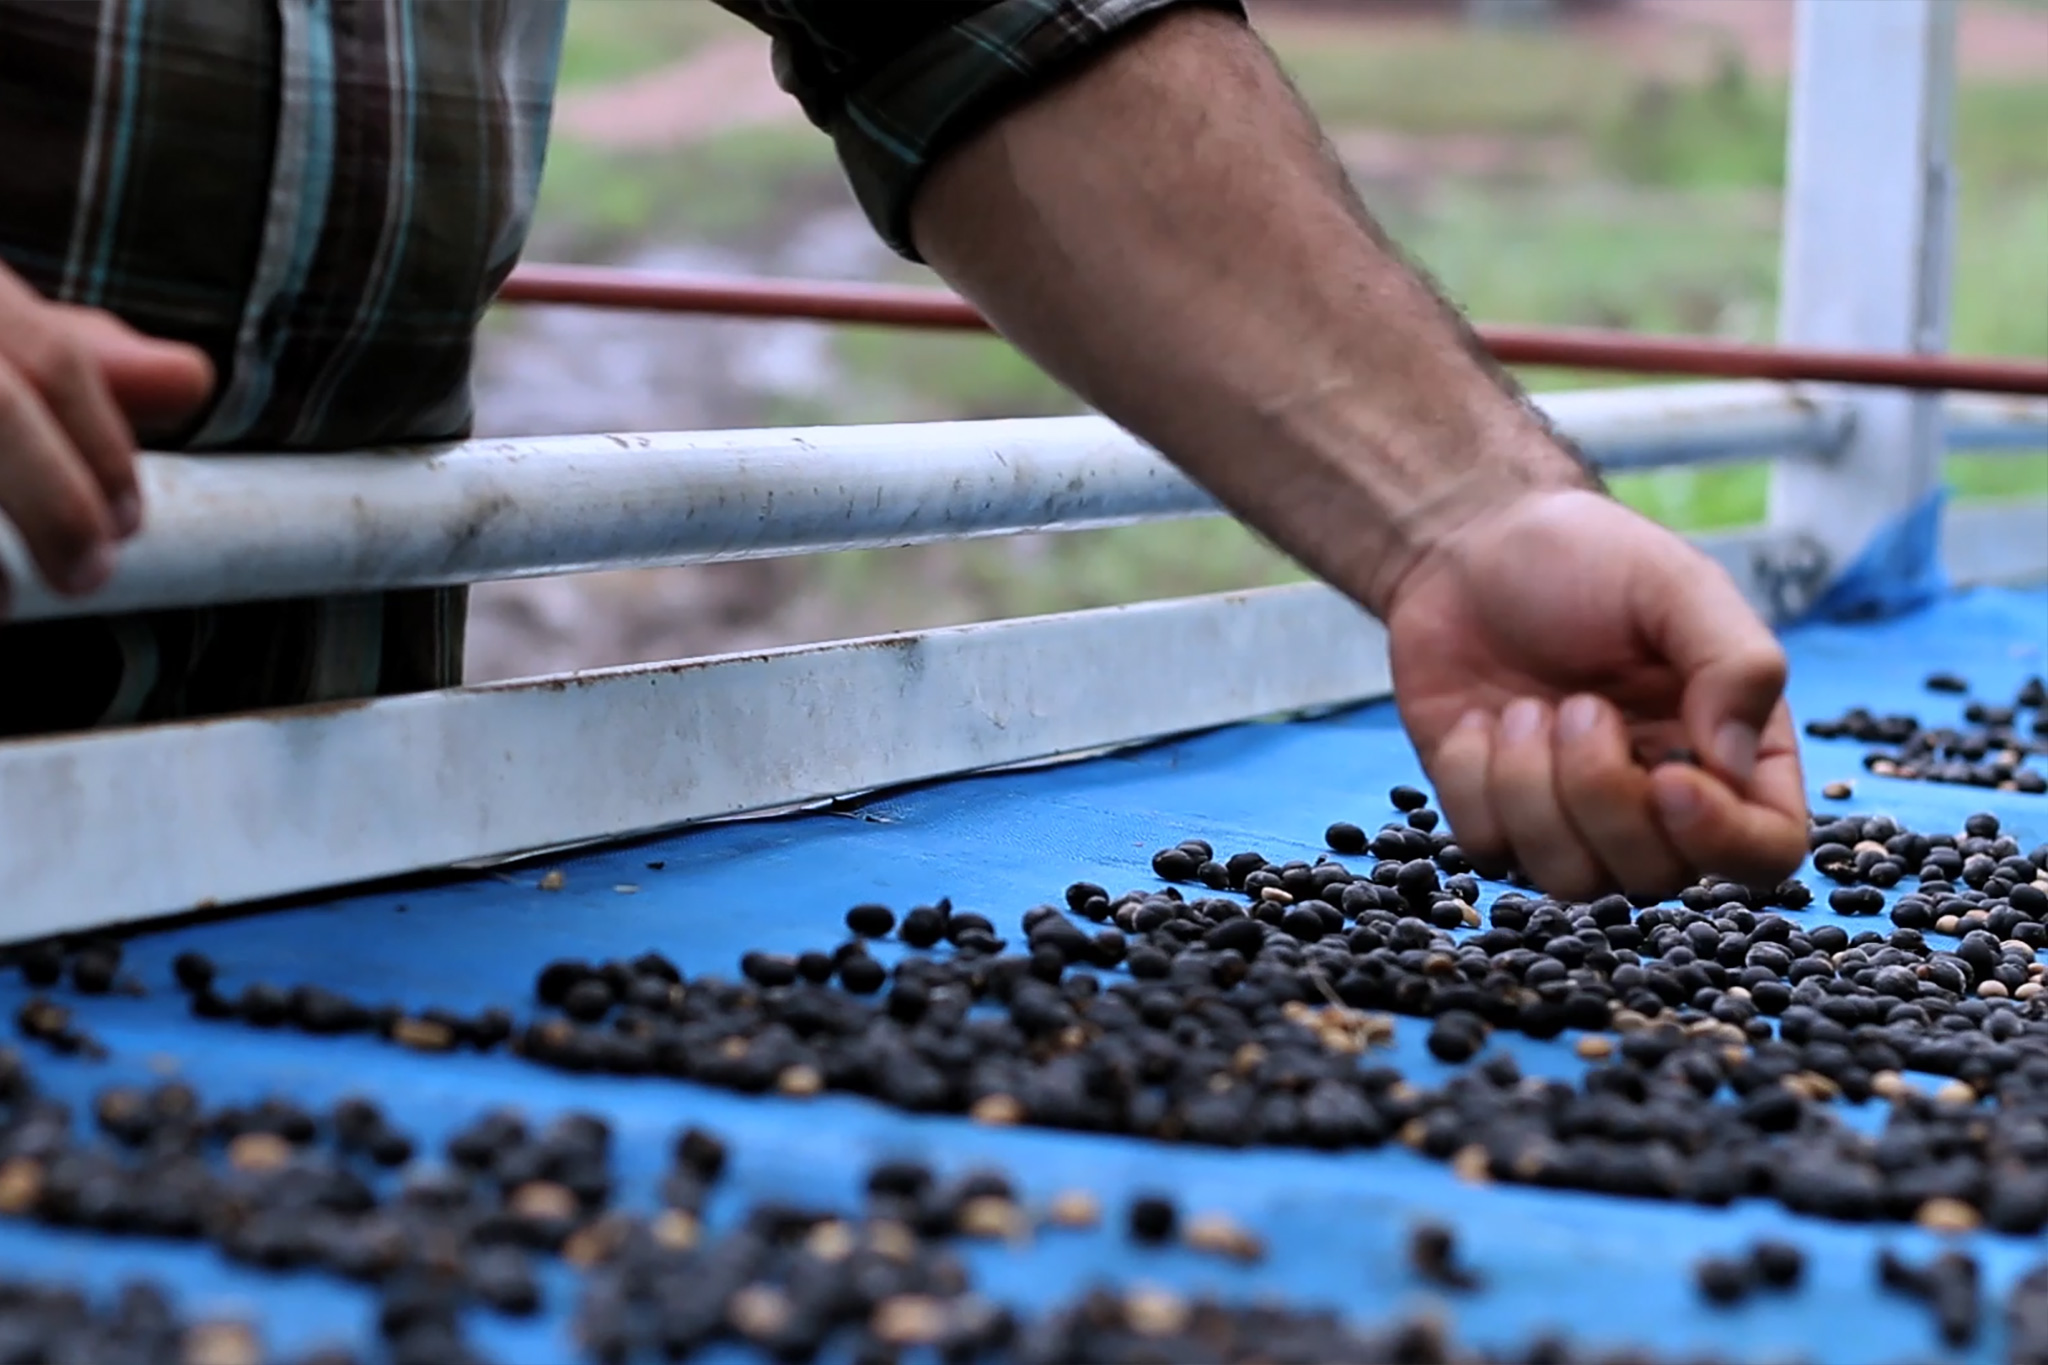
<box><xmin>839</xmin><ymin>956</ymin><xmax>887</xmax><ymax>995</ymax></box>
<box><xmin>846</xmin><ymin>904</ymin><xmax>896</xmax><ymax>938</ymax></box>
<box><xmin>1325</xmin><ymin>822</ymin><xmax>1367</xmax><ymax>855</ymax></box>
<box><xmin>70</xmin><ymin>946</ymin><xmax>119</xmax><ymax>995</ymax></box>
<box><xmin>1695</xmin><ymin>1255</ymin><xmax>1753</xmax><ymax>1306</ymax></box>
<box><xmin>1127</xmin><ymin>1194</ymin><xmax>1177</xmax><ymax>1244</ymax></box>
<box><xmin>1749</xmin><ymin>1240</ymin><xmax>1805</xmax><ymax>1290</ymax></box>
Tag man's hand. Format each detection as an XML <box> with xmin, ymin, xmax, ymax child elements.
<box><xmin>1387</xmin><ymin>488</ymin><xmax>1808</xmax><ymax>900</ymax></box>
<box><xmin>908</xmin><ymin>5</ymin><xmax>1812</xmax><ymax>899</ymax></box>
<box><xmin>0</xmin><ymin>261</ymin><xmax>214</xmax><ymax>613</ymax></box>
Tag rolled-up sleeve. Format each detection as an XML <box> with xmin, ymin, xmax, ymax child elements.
<box><xmin>713</xmin><ymin>0</ymin><xmax>1247</xmax><ymax>261</ymax></box>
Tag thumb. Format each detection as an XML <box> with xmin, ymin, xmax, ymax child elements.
<box><xmin>1633</xmin><ymin>544</ymin><xmax>1788</xmax><ymax>791</ymax></box>
<box><xmin>52</xmin><ymin>305</ymin><xmax>215</xmax><ymax>437</ymax></box>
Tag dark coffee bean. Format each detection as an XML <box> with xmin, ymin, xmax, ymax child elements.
<box><xmin>1695</xmin><ymin>1255</ymin><xmax>1752</xmax><ymax>1306</ymax></box>
<box><xmin>1750</xmin><ymin>1240</ymin><xmax>1804</xmax><ymax>1289</ymax></box>
<box><xmin>1325</xmin><ymin>822</ymin><xmax>1367</xmax><ymax>855</ymax></box>
<box><xmin>536</xmin><ymin>959</ymin><xmax>589</xmax><ymax>1006</ymax></box>
<box><xmin>236</xmin><ymin>983</ymin><xmax>288</xmax><ymax>1027</ymax></box>
<box><xmin>839</xmin><ymin>956</ymin><xmax>887</xmax><ymax>995</ymax></box>
<box><xmin>468</xmin><ymin>1246</ymin><xmax>540</xmax><ymax>1315</ymax></box>
<box><xmin>1065</xmin><ymin>881</ymin><xmax>1109</xmax><ymax>913</ymax></box>
<box><xmin>674</xmin><ymin>1127</ymin><xmax>728</xmax><ymax>1183</ymax></box>
<box><xmin>846</xmin><ymin>904</ymin><xmax>896</xmax><ymax>938</ymax></box>
<box><xmin>898</xmin><ymin>908</ymin><xmax>944</xmax><ymax>948</ymax></box>
<box><xmin>1389</xmin><ymin>785</ymin><xmax>1429</xmax><ymax>812</ymax></box>
<box><xmin>1426</xmin><ymin>1014</ymin><xmax>1485</xmax><ymax>1064</ymax></box>
<box><xmin>1926</xmin><ymin>671</ymin><xmax>1969</xmax><ymax>693</ymax></box>
<box><xmin>69</xmin><ymin>943</ymin><xmax>120</xmax><ymax>995</ymax></box>
<box><xmin>1151</xmin><ymin>848</ymin><xmax>1197</xmax><ymax>882</ymax></box>
<box><xmin>740</xmin><ymin>953</ymin><xmax>798</xmax><ymax>989</ymax></box>
<box><xmin>1408</xmin><ymin>1221</ymin><xmax>1480</xmax><ymax>1290</ymax></box>
<box><xmin>1127</xmin><ymin>1194</ymin><xmax>1177</xmax><ymax>1244</ymax></box>
<box><xmin>561</xmin><ymin>978</ymin><xmax>614</xmax><ymax>1023</ymax></box>
<box><xmin>168</xmin><ymin>951</ymin><xmax>215</xmax><ymax>993</ymax></box>
<box><xmin>16</xmin><ymin>944</ymin><xmax>62</xmax><ymax>988</ymax></box>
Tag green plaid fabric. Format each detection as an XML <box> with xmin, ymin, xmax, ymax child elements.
<box><xmin>0</xmin><ymin>0</ymin><xmax>1235</xmax><ymax>736</ymax></box>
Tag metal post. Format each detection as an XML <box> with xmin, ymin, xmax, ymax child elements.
<box><xmin>1768</xmin><ymin>0</ymin><xmax>1957</xmax><ymax>619</ymax></box>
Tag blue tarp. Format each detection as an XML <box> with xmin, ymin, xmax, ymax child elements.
<box><xmin>1</xmin><ymin>586</ymin><xmax>2044</xmax><ymax>1364</ymax></box>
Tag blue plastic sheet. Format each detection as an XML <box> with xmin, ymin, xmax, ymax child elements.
<box><xmin>0</xmin><ymin>586</ymin><xmax>2043</xmax><ymax>1363</ymax></box>
<box><xmin>1803</xmin><ymin>488</ymin><xmax>1951</xmax><ymax>624</ymax></box>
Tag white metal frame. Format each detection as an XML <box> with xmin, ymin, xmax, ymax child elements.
<box><xmin>1769</xmin><ymin>0</ymin><xmax>1960</xmax><ymax>584</ymax></box>
<box><xmin>2</xmin><ymin>0</ymin><xmax>2042</xmax><ymax>939</ymax></box>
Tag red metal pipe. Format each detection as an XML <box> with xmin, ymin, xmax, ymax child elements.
<box><xmin>498</xmin><ymin>263</ymin><xmax>2048</xmax><ymax>397</ymax></box>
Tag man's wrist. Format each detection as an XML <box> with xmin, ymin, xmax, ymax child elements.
<box><xmin>1257</xmin><ymin>368</ymin><xmax>1601</xmax><ymax>619</ymax></box>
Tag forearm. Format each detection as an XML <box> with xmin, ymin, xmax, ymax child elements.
<box><xmin>910</xmin><ymin>6</ymin><xmax>1595</xmax><ymax>616</ymax></box>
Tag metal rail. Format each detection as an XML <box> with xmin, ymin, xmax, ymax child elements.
<box><xmin>0</xmin><ymin>585</ymin><xmax>1392</xmax><ymax>938</ymax></box>
<box><xmin>4</xmin><ymin>485</ymin><xmax>2040</xmax><ymax>940</ymax></box>
<box><xmin>497</xmin><ymin>263</ymin><xmax>2048</xmax><ymax>397</ymax></box>
<box><xmin>9</xmin><ymin>381</ymin><xmax>1944</xmax><ymax>624</ymax></box>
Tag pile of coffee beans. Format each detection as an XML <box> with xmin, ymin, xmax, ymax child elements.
<box><xmin>1804</xmin><ymin>673</ymin><xmax>2046</xmax><ymax>791</ymax></box>
<box><xmin>0</xmin><ymin>1042</ymin><xmax>1808</xmax><ymax>1365</ymax></box>
<box><xmin>8</xmin><ymin>765</ymin><xmax>2046</xmax><ymax>1359</ymax></box>
<box><xmin>0</xmin><ymin>1277</ymin><xmax>282</xmax><ymax>1365</ymax></box>
<box><xmin>122</xmin><ymin>793</ymin><xmax>2048</xmax><ymax>1245</ymax></box>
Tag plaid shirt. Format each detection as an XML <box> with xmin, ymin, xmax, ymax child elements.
<box><xmin>0</xmin><ymin>0</ymin><xmax>1232</xmax><ymax>452</ymax></box>
<box><xmin>0</xmin><ymin>0</ymin><xmax>1232</xmax><ymax>734</ymax></box>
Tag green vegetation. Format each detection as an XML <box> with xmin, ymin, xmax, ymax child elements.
<box><xmin>555</xmin><ymin>1</ymin><xmax>750</xmax><ymax>88</ymax></box>
<box><xmin>532</xmin><ymin>125</ymin><xmax>838</xmax><ymax>258</ymax></box>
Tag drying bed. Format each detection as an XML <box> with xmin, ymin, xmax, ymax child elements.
<box><xmin>0</xmin><ymin>585</ymin><xmax>2043</xmax><ymax>1364</ymax></box>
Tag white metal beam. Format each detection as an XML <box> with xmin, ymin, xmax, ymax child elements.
<box><xmin>0</xmin><ymin>585</ymin><xmax>1391</xmax><ymax>941</ymax></box>
<box><xmin>2</xmin><ymin>383</ymin><xmax>1860</xmax><ymax>624</ymax></box>
<box><xmin>1769</xmin><ymin>0</ymin><xmax>1959</xmax><ymax>594</ymax></box>
<box><xmin>2</xmin><ymin>494</ymin><xmax>2039</xmax><ymax>942</ymax></box>
<box><xmin>1941</xmin><ymin>499</ymin><xmax>2048</xmax><ymax>587</ymax></box>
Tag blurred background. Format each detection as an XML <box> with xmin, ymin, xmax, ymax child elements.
<box><xmin>464</xmin><ymin>0</ymin><xmax>2048</xmax><ymax>681</ymax></box>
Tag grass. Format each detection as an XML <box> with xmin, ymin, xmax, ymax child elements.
<box><xmin>1268</xmin><ymin>24</ymin><xmax>1644</xmax><ymax>136</ymax></box>
<box><xmin>531</xmin><ymin>124</ymin><xmax>839</xmax><ymax>258</ymax></box>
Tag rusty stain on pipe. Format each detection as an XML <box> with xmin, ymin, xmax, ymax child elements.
<box><xmin>497</xmin><ymin>263</ymin><xmax>2048</xmax><ymax>397</ymax></box>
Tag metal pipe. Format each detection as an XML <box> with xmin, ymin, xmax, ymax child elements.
<box><xmin>498</xmin><ymin>264</ymin><xmax>2048</xmax><ymax>396</ymax></box>
<box><xmin>4</xmin><ymin>383</ymin><xmax>1862</xmax><ymax>623</ymax></box>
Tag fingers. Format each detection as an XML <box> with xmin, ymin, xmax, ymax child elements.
<box><xmin>1650</xmin><ymin>704</ymin><xmax>1807</xmax><ymax>886</ymax></box>
<box><xmin>1634</xmin><ymin>550</ymin><xmax>1788</xmax><ymax>792</ymax></box>
<box><xmin>1429</xmin><ymin>708</ymin><xmax>1508</xmax><ymax>878</ymax></box>
<box><xmin>9</xmin><ymin>307</ymin><xmax>143</xmax><ymax>537</ymax></box>
<box><xmin>51</xmin><ymin>304</ymin><xmax>214</xmax><ymax>437</ymax></box>
<box><xmin>0</xmin><ymin>266</ymin><xmax>210</xmax><ymax>610</ymax></box>
<box><xmin>1487</xmin><ymin>698</ymin><xmax>1607</xmax><ymax>899</ymax></box>
<box><xmin>0</xmin><ymin>361</ymin><xmax>118</xmax><ymax>596</ymax></box>
<box><xmin>1426</xmin><ymin>692</ymin><xmax>1792</xmax><ymax>902</ymax></box>
<box><xmin>1552</xmin><ymin>693</ymin><xmax>1690</xmax><ymax>899</ymax></box>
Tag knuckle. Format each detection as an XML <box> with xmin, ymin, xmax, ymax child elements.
<box><xmin>17</xmin><ymin>330</ymin><xmax>93</xmax><ymax>395</ymax></box>
<box><xmin>40</xmin><ymin>488</ymin><xmax>104</xmax><ymax>555</ymax></box>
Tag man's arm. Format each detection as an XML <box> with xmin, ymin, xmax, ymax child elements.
<box><xmin>723</xmin><ymin>0</ymin><xmax>1810</xmax><ymax>897</ymax></box>
<box><xmin>915</xmin><ymin>6</ymin><xmax>1593</xmax><ymax>616</ymax></box>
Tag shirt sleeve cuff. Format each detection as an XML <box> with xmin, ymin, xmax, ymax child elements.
<box><xmin>822</xmin><ymin>0</ymin><xmax>1249</xmax><ymax>263</ymax></box>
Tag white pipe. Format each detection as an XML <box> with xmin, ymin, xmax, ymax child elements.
<box><xmin>0</xmin><ymin>381</ymin><xmax>1916</xmax><ymax>623</ymax></box>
